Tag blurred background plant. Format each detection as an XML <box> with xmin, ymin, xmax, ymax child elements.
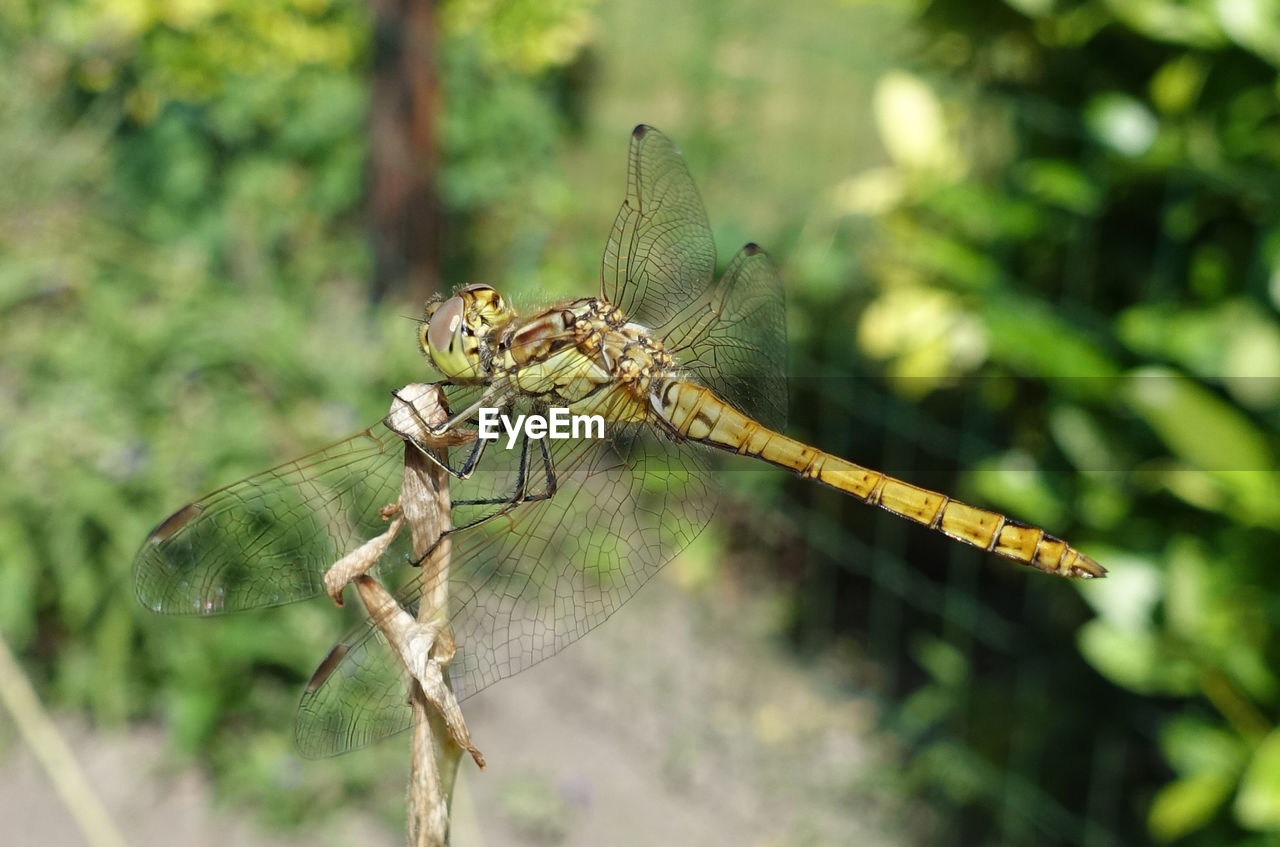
<box><xmin>1</xmin><ymin>0</ymin><xmax>1278</xmax><ymax>844</ymax></box>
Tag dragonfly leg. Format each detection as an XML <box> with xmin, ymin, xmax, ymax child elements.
<box><xmin>524</xmin><ymin>434</ymin><xmax>557</xmax><ymax>503</ymax></box>
<box><xmin>480</xmin><ymin>433</ymin><xmax>556</xmax><ymax>508</ymax></box>
<box><xmin>446</xmin><ymin>434</ymin><xmax>556</xmax><ymax>524</ymax></box>
<box><xmin>408</xmin><ymin>434</ymin><xmax>490</xmax><ymax>481</ymax></box>
<box><xmin>408</xmin><ymin>435</ymin><xmax>561</xmax><ymax>561</ymax></box>
<box><xmin>387</xmin><ymin>389</ymin><xmax>483</xmax><ymax>479</ymax></box>
<box><xmin>428</xmin><ymin>389</ymin><xmax>502</xmax><ymax>437</ymax></box>
<box><xmin>450</xmin><ymin>436</ymin><xmax>489</xmax><ymax>479</ymax></box>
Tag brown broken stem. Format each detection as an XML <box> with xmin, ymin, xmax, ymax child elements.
<box><xmin>325</xmin><ymin>383</ymin><xmax>481</xmax><ymax>847</ymax></box>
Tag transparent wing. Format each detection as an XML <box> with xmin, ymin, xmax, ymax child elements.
<box><xmin>601</xmin><ymin>124</ymin><xmax>716</xmax><ymax>333</ymax></box>
<box><xmin>662</xmin><ymin>243</ymin><xmax>788</xmax><ymax>431</ymax></box>
<box><xmin>447</xmin><ymin>422</ymin><xmax>713</xmax><ymax>700</ymax></box>
<box><xmin>134</xmin><ymin>390</ymin><xmax>526</xmax><ymax>616</ymax></box>
<box><xmin>134</xmin><ymin>428</ymin><xmax>412</xmax><ymax>615</ymax></box>
<box><xmin>602</xmin><ymin>126</ymin><xmax>788</xmax><ymax>430</ymax></box>
<box><xmin>295</xmin><ymin>633</ymin><xmax>412</xmax><ymax>757</ymax></box>
<box><xmin>295</xmin><ymin>393</ymin><xmax>717</xmax><ymax>757</ymax></box>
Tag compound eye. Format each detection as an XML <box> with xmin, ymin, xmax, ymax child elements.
<box><xmin>426</xmin><ymin>296</ymin><xmax>464</xmax><ymax>353</ymax></box>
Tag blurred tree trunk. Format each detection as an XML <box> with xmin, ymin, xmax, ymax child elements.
<box><xmin>369</xmin><ymin>0</ymin><xmax>442</xmax><ymax>304</ymax></box>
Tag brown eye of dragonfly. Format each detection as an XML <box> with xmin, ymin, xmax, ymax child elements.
<box><xmin>427</xmin><ymin>296</ymin><xmax>464</xmax><ymax>353</ymax></box>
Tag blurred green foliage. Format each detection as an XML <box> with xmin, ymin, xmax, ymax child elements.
<box><xmin>804</xmin><ymin>1</ymin><xmax>1280</xmax><ymax>844</ymax></box>
<box><xmin>2</xmin><ymin>0</ymin><xmax>1280</xmax><ymax>844</ymax></box>
<box><xmin>0</xmin><ymin>0</ymin><xmax>593</xmax><ymax>830</ymax></box>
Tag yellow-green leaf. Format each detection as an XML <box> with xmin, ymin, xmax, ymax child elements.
<box><xmin>1236</xmin><ymin>729</ymin><xmax>1280</xmax><ymax>830</ymax></box>
<box><xmin>1149</xmin><ymin>771</ymin><xmax>1233</xmax><ymax>841</ymax></box>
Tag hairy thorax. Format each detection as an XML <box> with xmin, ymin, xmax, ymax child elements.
<box><xmin>494</xmin><ymin>298</ymin><xmax>676</xmax><ymax>421</ymax></box>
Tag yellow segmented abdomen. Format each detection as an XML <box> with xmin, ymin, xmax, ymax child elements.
<box><xmin>655</xmin><ymin>380</ymin><xmax>1105</xmax><ymax>579</ymax></box>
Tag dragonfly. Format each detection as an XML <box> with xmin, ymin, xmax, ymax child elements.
<box><xmin>136</xmin><ymin>125</ymin><xmax>1104</xmax><ymax>759</ymax></box>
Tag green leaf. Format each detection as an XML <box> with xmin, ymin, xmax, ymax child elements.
<box><xmin>1149</xmin><ymin>771</ymin><xmax>1234</xmax><ymax>842</ymax></box>
<box><xmin>1236</xmin><ymin>729</ymin><xmax>1280</xmax><ymax>830</ymax></box>
<box><xmin>912</xmin><ymin>635</ymin><xmax>969</xmax><ymax>686</ymax></box>
<box><xmin>1163</xmin><ymin>537</ymin><xmax>1208</xmax><ymax>639</ymax></box>
<box><xmin>983</xmin><ymin>298</ymin><xmax>1121</xmax><ymax>390</ymax></box>
<box><xmin>1116</xmin><ymin>300</ymin><xmax>1280</xmax><ymax>409</ymax></box>
<box><xmin>1014</xmin><ymin>159</ymin><xmax>1102</xmax><ymax>215</ymax></box>
<box><xmin>1102</xmin><ymin>0</ymin><xmax>1225</xmax><ymax>49</ymax></box>
<box><xmin>1124</xmin><ymin>367</ymin><xmax>1274</xmax><ymax>470</ymax></box>
<box><xmin>1159</xmin><ymin>715</ymin><xmax>1247</xmax><ymax>778</ymax></box>
<box><xmin>1123</xmin><ymin>366</ymin><xmax>1280</xmax><ymax>524</ymax></box>
<box><xmin>1077</xmin><ymin>619</ymin><xmax>1199</xmax><ymax>696</ymax></box>
<box><xmin>1150</xmin><ymin>54</ymin><xmax>1209</xmax><ymax>114</ymax></box>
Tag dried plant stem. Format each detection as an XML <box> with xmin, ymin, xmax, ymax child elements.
<box><xmin>405</xmin><ymin>434</ymin><xmax>465</xmax><ymax>846</ymax></box>
<box><xmin>329</xmin><ymin>383</ymin><xmax>481</xmax><ymax>846</ymax></box>
<box><xmin>407</xmin><ymin>661</ymin><xmax>463</xmax><ymax>845</ymax></box>
<box><xmin>0</xmin><ymin>630</ymin><xmax>131</xmax><ymax>847</ymax></box>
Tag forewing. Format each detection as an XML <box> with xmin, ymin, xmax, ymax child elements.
<box><xmin>134</xmin><ymin>428</ymin><xmax>410</xmax><ymax>615</ymax></box>
<box><xmin>601</xmin><ymin>127</ymin><xmax>788</xmax><ymax>430</ymax></box>
<box><xmin>295</xmin><ymin>399</ymin><xmax>718</xmax><ymax>755</ymax></box>
<box><xmin>601</xmin><ymin>125</ymin><xmax>716</xmax><ymax>332</ymax></box>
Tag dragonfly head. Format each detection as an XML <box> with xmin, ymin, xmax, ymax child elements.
<box><xmin>421</xmin><ymin>284</ymin><xmax>515</xmax><ymax>379</ymax></box>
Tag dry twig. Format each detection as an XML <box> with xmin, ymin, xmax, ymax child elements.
<box><xmin>323</xmin><ymin>383</ymin><xmax>482</xmax><ymax>846</ymax></box>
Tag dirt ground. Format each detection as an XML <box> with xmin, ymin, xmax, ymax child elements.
<box><xmin>4</xmin><ymin>561</ymin><xmax>917</xmax><ymax>847</ymax></box>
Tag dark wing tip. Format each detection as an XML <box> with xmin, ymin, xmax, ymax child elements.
<box><xmin>304</xmin><ymin>643</ymin><xmax>351</xmax><ymax>694</ymax></box>
<box><xmin>146</xmin><ymin>502</ymin><xmax>204</xmax><ymax>544</ymax></box>
<box><xmin>632</xmin><ymin>124</ymin><xmax>652</xmax><ymax>139</ymax></box>
<box><xmin>742</xmin><ymin>242</ymin><xmax>762</xmax><ymax>256</ymax></box>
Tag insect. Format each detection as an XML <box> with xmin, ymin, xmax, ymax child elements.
<box><xmin>136</xmin><ymin>125</ymin><xmax>1103</xmax><ymax>757</ymax></box>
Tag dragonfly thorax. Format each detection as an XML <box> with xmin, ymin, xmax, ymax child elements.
<box><xmin>420</xmin><ymin>284</ymin><xmax>517</xmax><ymax>381</ymax></box>
<box><xmin>468</xmin><ymin>296</ymin><xmax>680</xmax><ymax>417</ymax></box>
